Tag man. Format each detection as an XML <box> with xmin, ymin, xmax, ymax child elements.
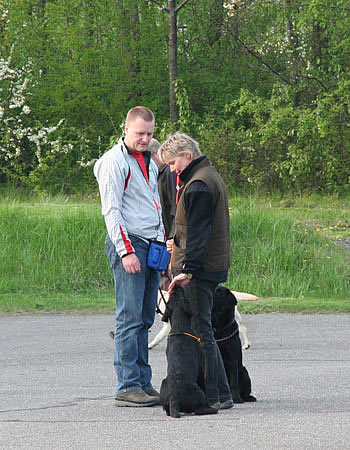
<box><xmin>94</xmin><ymin>106</ymin><xmax>164</xmax><ymax>407</ymax></box>
<box><xmin>159</xmin><ymin>132</ymin><xmax>233</xmax><ymax>411</ymax></box>
<box><xmin>148</xmin><ymin>138</ymin><xmax>178</xmax><ymax>240</ymax></box>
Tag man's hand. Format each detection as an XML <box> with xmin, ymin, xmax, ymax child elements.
<box><xmin>168</xmin><ymin>273</ymin><xmax>191</xmax><ymax>291</ymax></box>
<box><xmin>122</xmin><ymin>253</ymin><xmax>141</xmax><ymax>273</ymax></box>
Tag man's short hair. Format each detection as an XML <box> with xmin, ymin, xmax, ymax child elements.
<box><xmin>159</xmin><ymin>132</ymin><xmax>202</xmax><ymax>162</ymax></box>
<box><xmin>126</xmin><ymin>106</ymin><xmax>155</xmax><ymax>125</ymax></box>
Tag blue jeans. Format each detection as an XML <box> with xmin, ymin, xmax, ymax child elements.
<box><xmin>105</xmin><ymin>234</ymin><xmax>160</xmax><ymax>394</ymax></box>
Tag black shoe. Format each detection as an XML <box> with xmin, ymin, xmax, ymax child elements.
<box><xmin>109</xmin><ymin>331</ymin><xmax>115</xmax><ymax>340</ymax></box>
<box><xmin>208</xmin><ymin>401</ymin><xmax>220</xmax><ymax>411</ymax></box>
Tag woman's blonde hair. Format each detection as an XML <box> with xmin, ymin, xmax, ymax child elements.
<box><xmin>159</xmin><ymin>132</ymin><xmax>202</xmax><ymax>162</ymax></box>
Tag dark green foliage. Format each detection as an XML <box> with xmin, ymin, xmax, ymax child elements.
<box><xmin>201</xmin><ymin>82</ymin><xmax>350</xmax><ymax>193</ymax></box>
<box><xmin>1</xmin><ymin>0</ymin><xmax>350</xmax><ymax>194</ymax></box>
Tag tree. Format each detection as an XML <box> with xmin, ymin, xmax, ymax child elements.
<box><xmin>1</xmin><ymin>0</ymin><xmax>350</xmax><ymax>193</ymax></box>
<box><xmin>0</xmin><ymin>46</ymin><xmax>69</xmax><ymax>186</ymax></box>
<box><xmin>148</xmin><ymin>0</ymin><xmax>193</xmax><ymax>125</ymax></box>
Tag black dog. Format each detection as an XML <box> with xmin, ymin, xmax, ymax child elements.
<box><xmin>212</xmin><ymin>286</ymin><xmax>257</xmax><ymax>403</ymax></box>
<box><xmin>160</xmin><ymin>286</ymin><xmax>218</xmax><ymax>418</ymax></box>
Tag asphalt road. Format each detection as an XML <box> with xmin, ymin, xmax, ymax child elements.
<box><xmin>0</xmin><ymin>312</ymin><xmax>349</xmax><ymax>449</ymax></box>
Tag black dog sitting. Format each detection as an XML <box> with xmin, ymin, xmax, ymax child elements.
<box><xmin>212</xmin><ymin>286</ymin><xmax>257</xmax><ymax>403</ymax></box>
<box><xmin>160</xmin><ymin>286</ymin><xmax>218</xmax><ymax>418</ymax></box>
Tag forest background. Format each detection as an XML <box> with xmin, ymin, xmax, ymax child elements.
<box><xmin>1</xmin><ymin>1</ymin><xmax>349</xmax><ymax>313</ymax></box>
<box><xmin>1</xmin><ymin>0</ymin><xmax>350</xmax><ymax>196</ymax></box>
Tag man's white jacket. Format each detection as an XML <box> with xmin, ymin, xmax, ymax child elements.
<box><xmin>94</xmin><ymin>137</ymin><xmax>164</xmax><ymax>257</ymax></box>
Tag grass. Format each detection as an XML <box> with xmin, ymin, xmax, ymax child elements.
<box><xmin>255</xmin><ymin>194</ymin><xmax>350</xmax><ymax>240</ymax></box>
<box><xmin>238</xmin><ymin>297</ymin><xmax>349</xmax><ymax>314</ymax></box>
<box><xmin>0</xmin><ymin>291</ymin><xmax>114</xmax><ymax>314</ymax></box>
<box><xmin>0</xmin><ymin>192</ymin><xmax>349</xmax><ymax>315</ymax></box>
<box><xmin>0</xmin><ymin>200</ymin><xmax>112</xmax><ymax>294</ymax></box>
<box><xmin>227</xmin><ymin>196</ymin><xmax>350</xmax><ymax>300</ymax></box>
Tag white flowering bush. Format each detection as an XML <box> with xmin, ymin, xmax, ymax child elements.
<box><xmin>0</xmin><ymin>49</ymin><xmax>65</xmax><ymax>182</ymax></box>
<box><xmin>223</xmin><ymin>0</ymin><xmax>240</xmax><ymax>17</ymax></box>
<box><xmin>0</xmin><ymin>48</ymin><xmax>97</xmax><ymax>192</ymax></box>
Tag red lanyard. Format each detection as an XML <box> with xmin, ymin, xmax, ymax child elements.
<box><xmin>176</xmin><ymin>174</ymin><xmax>184</xmax><ymax>205</ymax></box>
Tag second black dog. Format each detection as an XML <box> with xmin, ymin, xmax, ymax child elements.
<box><xmin>160</xmin><ymin>286</ymin><xmax>218</xmax><ymax>418</ymax></box>
<box><xmin>212</xmin><ymin>286</ymin><xmax>257</xmax><ymax>403</ymax></box>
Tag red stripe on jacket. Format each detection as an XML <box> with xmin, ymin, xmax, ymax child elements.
<box><xmin>120</xmin><ymin>226</ymin><xmax>133</xmax><ymax>254</ymax></box>
<box><xmin>124</xmin><ymin>168</ymin><xmax>131</xmax><ymax>191</ymax></box>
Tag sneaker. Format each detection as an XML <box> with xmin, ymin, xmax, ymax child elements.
<box><xmin>220</xmin><ymin>399</ymin><xmax>234</xmax><ymax>410</ymax></box>
<box><xmin>115</xmin><ymin>389</ymin><xmax>159</xmax><ymax>407</ymax></box>
<box><xmin>143</xmin><ymin>388</ymin><xmax>161</xmax><ymax>405</ymax></box>
<box><xmin>144</xmin><ymin>387</ymin><xmax>160</xmax><ymax>397</ymax></box>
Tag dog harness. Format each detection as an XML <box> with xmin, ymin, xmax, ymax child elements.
<box><xmin>168</xmin><ymin>332</ymin><xmax>201</xmax><ymax>343</ymax></box>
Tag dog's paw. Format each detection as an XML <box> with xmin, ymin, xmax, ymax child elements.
<box><xmin>169</xmin><ymin>399</ymin><xmax>181</xmax><ymax>418</ymax></box>
<box><xmin>243</xmin><ymin>395</ymin><xmax>257</xmax><ymax>402</ymax></box>
<box><xmin>231</xmin><ymin>392</ymin><xmax>244</xmax><ymax>404</ymax></box>
<box><xmin>194</xmin><ymin>406</ymin><xmax>218</xmax><ymax>415</ymax></box>
<box><xmin>242</xmin><ymin>343</ymin><xmax>251</xmax><ymax>350</ymax></box>
<box><xmin>163</xmin><ymin>406</ymin><xmax>171</xmax><ymax>416</ymax></box>
<box><xmin>169</xmin><ymin>409</ymin><xmax>181</xmax><ymax>418</ymax></box>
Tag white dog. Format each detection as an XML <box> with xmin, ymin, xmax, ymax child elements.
<box><xmin>148</xmin><ymin>289</ymin><xmax>258</xmax><ymax>350</ymax></box>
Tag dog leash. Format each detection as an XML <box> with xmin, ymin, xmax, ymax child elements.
<box><xmin>156</xmin><ymin>288</ymin><xmax>168</xmax><ymax>315</ymax></box>
<box><xmin>168</xmin><ymin>332</ymin><xmax>201</xmax><ymax>344</ymax></box>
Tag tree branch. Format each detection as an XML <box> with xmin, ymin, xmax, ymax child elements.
<box><xmin>146</xmin><ymin>0</ymin><xmax>169</xmax><ymax>13</ymax></box>
<box><xmin>235</xmin><ymin>35</ymin><xmax>327</xmax><ymax>90</ymax></box>
<box><xmin>318</xmin><ymin>4</ymin><xmax>350</xmax><ymax>12</ymax></box>
<box><xmin>235</xmin><ymin>36</ymin><xmax>292</xmax><ymax>85</ymax></box>
<box><xmin>176</xmin><ymin>0</ymin><xmax>192</xmax><ymax>13</ymax></box>
<box><xmin>299</xmin><ymin>75</ymin><xmax>328</xmax><ymax>91</ymax></box>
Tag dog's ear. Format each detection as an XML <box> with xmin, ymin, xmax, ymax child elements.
<box><xmin>162</xmin><ymin>299</ymin><xmax>174</xmax><ymax>322</ymax></box>
<box><xmin>162</xmin><ymin>295</ymin><xmax>173</xmax><ymax>322</ymax></box>
<box><xmin>161</xmin><ymin>310</ymin><xmax>170</xmax><ymax>322</ymax></box>
<box><xmin>229</xmin><ymin>290</ymin><xmax>238</xmax><ymax>307</ymax></box>
<box><xmin>162</xmin><ymin>285</ymin><xmax>182</xmax><ymax>321</ymax></box>
<box><xmin>215</xmin><ymin>286</ymin><xmax>238</xmax><ymax>307</ymax></box>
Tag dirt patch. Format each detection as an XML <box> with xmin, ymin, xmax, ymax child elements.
<box><xmin>335</xmin><ymin>238</ymin><xmax>350</xmax><ymax>252</ymax></box>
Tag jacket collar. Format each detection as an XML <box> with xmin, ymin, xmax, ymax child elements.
<box><xmin>180</xmin><ymin>155</ymin><xmax>209</xmax><ymax>183</ymax></box>
<box><xmin>121</xmin><ymin>137</ymin><xmax>151</xmax><ymax>164</ymax></box>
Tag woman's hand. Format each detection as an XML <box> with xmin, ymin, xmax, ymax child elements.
<box><xmin>168</xmin><ymin>273</ymin><xmax>191</xmax><ymax>291</ymax></box>
<box><xmin>166</xmin><ymin>238</ymin><xmax>174</xmax><ymax>254</ymax></box>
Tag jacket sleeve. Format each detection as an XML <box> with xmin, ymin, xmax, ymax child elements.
<box><xmin>94</xmin><ymin>149</ymin><xmax>134</xmax><ymax>257</ymax></box>
<box><xmin>182</xmin><ymin>181</ymin><xmax>214</xmax><ymax>273</ymax></box>
<box><xmin>158</xmin><ymin>167</ymin><xmax>177</xmax><ymax>239</ymax></box>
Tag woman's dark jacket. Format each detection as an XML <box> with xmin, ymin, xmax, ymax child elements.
<box><xmin>172</xmin><ymin>156</ymin><xmax>231</xmax><ymax>283</ymax></box>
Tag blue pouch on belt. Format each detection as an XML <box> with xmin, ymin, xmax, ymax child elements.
<box><xmin>147</xmin><ymin>240</ymin><xmax>171</xmax><ymax>271</ymax></box>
